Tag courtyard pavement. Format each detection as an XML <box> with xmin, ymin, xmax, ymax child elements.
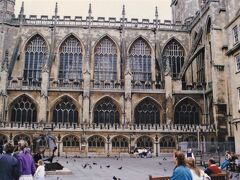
<box><xmin>45</xmin><ymin>154</ymin><xmax>240</xmax><ymax>180</ymax></box>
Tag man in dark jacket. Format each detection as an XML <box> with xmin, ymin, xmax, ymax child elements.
<box><xmin>0</xmin><ymin>142</ymin><xmax>20</xmax><ymax>180</ymax></box>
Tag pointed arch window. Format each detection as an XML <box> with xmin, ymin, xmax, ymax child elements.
<box><xmin>134</xmin><ymin>98</ymin><xmax>160</xmax><ymax>125</ymax></box>
<box><xmin>94</xmin><ymin>37</ymin><xmax>117</xmax><ymax>81</ymax></box>
<box><xmin>136</xmin><ymin>136</ymin><xmax>153</xmax><ymax>148</ymax></box>
<box><xmin>94</xmin><ymin>97</ymin><xmax>120</xmax><ymax>125</ymax></box>
<box><xmin>11</xmin><ymin>96</ymin><xmax>37</xmax><ymax>124</ymax></box>
<box><xmin>163</xmin><ymin>40</ymin><xmax>185</xmax><ymax>78</ymax></box>
<box><xmin>129</xmin><ymin>38</ymin><xmax>151</xmax><ymax>81</ymax></box>
<box><xmin>13</xmin><ymin>134</ymin><xmax>31</xmax><ymax>146</ymax></box>
<box><xmin>88</xmin><ymin>135</ymin><xmax>105</xmax><ymax>148</ymax></box>
<box><xmin>59</xmin><ymin>36</ymin><xmax>83</xmax><ymax>82</ymax></box>
<box><xmin>24</xmin><ymin>35</ymin><xmax>48</xmax><ymax>84</ymax></box>
<box><xmin>53</xmin><ymin>96</ymin><xmax>78</xmax><ymax>124</ymax></box>
<box><xmin>112</xmin><ymin>136</ymin><xmax>128</xmax><ymax>148</ymax></box>
<box><xmin>63</xmin><ymin>135</ymin><xmax>79</xmax><ymax>147</ymax></box>
<box><xmin>174</xmin><ymin>98</ymin><xmax>200</xmax><ymax>125</ymax></box>
<box><xmin>160</xmin><ymin>136</ymin><xmax>176</xmax><ymax>148</ymax></box>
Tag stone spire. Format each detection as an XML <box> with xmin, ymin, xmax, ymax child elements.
<box><xmin>19</xmin><ymin>1</ymin><xmax>24</xmax><ymax>27</ymax></box>
<box><xmin>85</xmin><ymin>3</ymin><xmax>92</xmax><ymax>73</ymax></box>
<box><xmin>121</xmin><ymin>5</ymin><xmax>125</xmax><ymax>28</ymax></box>
<box><xmin>53</xmin><ymin>2</ymin><xmax>58</xmax><ymax>29</ymax></box>
<box><xmin>88</xmin><ymin>3</ymin><xmax>92</xmax><ymax>28</ymax></box>
<box><xmin>155</xmin><ymin>6</ymin><xmax>159</xmax><ymax>30</ymax></box>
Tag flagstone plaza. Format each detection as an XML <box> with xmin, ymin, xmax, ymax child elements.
<box><xmin>45</xmin><ymin>155</ymin><xmax>240</xmax><ymax>180</ymax></box>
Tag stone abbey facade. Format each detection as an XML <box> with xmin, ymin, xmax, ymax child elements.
<box><xmin>0</xmin><ymin>0</ymin><xmax>239</xmax><ymax>156</ymax></box>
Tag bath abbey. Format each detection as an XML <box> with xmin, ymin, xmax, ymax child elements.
<box><xmin>0</xmin><ymin>0</ymin><xmax>239</xmax><ymax>156</ymax></box>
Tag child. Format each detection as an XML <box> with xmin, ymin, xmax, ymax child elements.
<box><xmin>34</xmin><ymin>160</ymin><xmax>45</xmax><ymax>180</ymax></box>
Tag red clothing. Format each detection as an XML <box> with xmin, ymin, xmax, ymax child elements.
<box><xmin>206</xmin><ymin>164</ymin><xmax>221</xmax><ymax>175</ymax></box>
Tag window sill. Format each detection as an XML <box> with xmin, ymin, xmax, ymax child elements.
<box><xmin>235</xmin><ymin>71</ymin><xmax>240</xmax><ymax>74</ymax></box>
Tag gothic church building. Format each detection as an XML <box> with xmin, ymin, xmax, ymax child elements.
<box><xmin>0</xmin><ymin>0</ymin><xmax>240</xmax><ymax>156</ymax></box>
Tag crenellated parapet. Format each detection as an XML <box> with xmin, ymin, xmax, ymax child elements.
<box><xmin>7</xmin><ymin>15</ymin><xmax>188</xmax><ymax>31</ymax></box>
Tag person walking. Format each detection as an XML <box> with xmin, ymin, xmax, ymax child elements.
<box><xmin>16</xmin><ymin>140</ymin><xmax>36</xmax><ymax>180</ymax></box>
<box><xmin>170</xmin><ymin>151</ymin><xmax>192</xmax><ymax>180</ymax></box>
<box><xmin>34</xmin><ymin>160</ymin><xmax>45</xmax><ymax>180</ymax></box>
<box><xmin>0</xmin><ymin>142</ymin><xmax>20</xmax><ymax>180</ymax></box>
<box><xmin>186</xmin><ymin>157</ymin><xmax>210</xmax><ymax>180</ymax></box>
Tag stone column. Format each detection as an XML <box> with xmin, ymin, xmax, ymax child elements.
<box><xmin>165</xmin><ymin>74</ymin><xmax>173</xmax><ymax>124</ymax></box>
<box><xmin>124</xmin><ymin>70</ymin><xmax>132</xmax><ymax>124</ymax></box>
<box><xmin>39</xmin><ymin>68</ymin><xmax>49</xmax><ymax>122</ymax></box>
<box><xmin>0</xmin><ymin>50</ymin><xmax>9</xmax><ymax>121</ymax></box>
<box><xmin>83</xmin><ymin>71</ymin><xmax>90</xmax><ymax>124</ymax></box>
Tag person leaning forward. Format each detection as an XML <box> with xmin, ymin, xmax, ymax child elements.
<box><xmin>0</xmin><ymin>142</ymin><xmax>20</xmax><ymax>180</ymax></box>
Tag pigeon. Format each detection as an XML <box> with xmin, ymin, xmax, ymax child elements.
<box><xmin>93</xmin><ymin>162</ymin><xmax>97</xmax><ymax>165</ymax></box>
<box><xmin>100</xmin><ymin>165</ymin><xmax>102</xmax><ymax>168</ymax></box>
<box><xmin>57</xmin><ymin>177</ymin><xmax>59</xmax><ymax>180</ymax></box>
<box><xmin>118</xmin><ymin>166</ymin><xmax>122</xmax><ymax>170</ymax></box>
<box><xmin>159</xmin><ymin>162</ymin><xmax>162</xmax><ymax>165</ymax></box>
<box><xmin>106</xmin><ymin>165</ymin><xmax>110</xmax><ymax>168</ymax></box>
<box><xmin>73</xmin><ymin>159</ymin><xmax>76</xmax><ymax>162</ymax></box>
<box><xmin>113</xmin><ymin>176</ymin><xmax>117</xmax><ymax>180</ymax></box>
<box><xmin>82</xmin><ymin>164</ymin><xmax>88</xmax><ymax>168</ymax></box>
<box><xmin>116</xmin><ymin>158</ymin><xmax>119</xmax><ymax>160</ymax></box>
<box><xmin>163</xmin><ymin>157</ymin><xmax>167</xmax><ymax>161</ymax></box>
<box><xmin>89</xmin><ymin>165</ymin><xmax>92</xmax><ymax>169</ymax></box>
<box><xmin>164</xmin><ymin>168</ymin><xmax>167</xmax><ymax>172</ymax></box>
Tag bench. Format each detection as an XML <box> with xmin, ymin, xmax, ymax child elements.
<box><xmin>149</xmin><ymin>171</ymin><xmax>229</xmax><ymax>180</ymax></box>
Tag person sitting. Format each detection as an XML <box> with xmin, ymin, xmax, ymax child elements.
<box><xmin>186</xmin><ymin>157</ymin><xmax>210</xmax><ymax>180</ymax></box>
<box><xmin>220</xmin><ymin>151</ymin><xmax>231</xmax><ymax>170</ymax></box>
<box><xmin>204</xmin><ymin>158</ymin><xmax>221</xmax><ymax>176</ymax></box>
<box><xmin>170</xmin><ymin>151</ymin><xmax>192</xmax><ymax>180</ymax></box>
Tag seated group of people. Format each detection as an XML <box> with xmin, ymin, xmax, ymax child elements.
<box><xmin>134</xmin><ymin>147</ymin><xmax>152</xmax><ymax>158</ymax></box>
<box><xmin>171</xmin><ymin>150</ymin><xmax>223</xmax><ymax>180</ymax></box>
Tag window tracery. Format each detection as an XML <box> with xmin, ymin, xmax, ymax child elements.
<box><xmin>112</xmin><ymin>136</ymin><xmax>128</xmax><ymax>148</ymax></box>
<box><xmin>11</xmin><ymin>96</ymin><xmax>37</xmax><ymax>124</ymax></box>
<box><xmin>94</xmin><ymin>37</ymin><xmax>117</xmax><ymax>82</ymax></box>
<box><xmin>53</xmin><ymin>96</ymin><xmax>78</xmax><ymax>124</ymax></box>
<box><xmin>94</xmin><ymin>97</ymin><xmax>120</xmax><ymax>125</ymax></box>
<box><xmin>136</xmin><ymin>136</ymin><xmax>153</xmax><ymax>148</ymax></box>
<box><xmin>163</xmin><ymin>40</ymin><xmax>184</xmax><ymax>78</ymax></box>
<box><xmin>129</xmin><ymin>38</ymin><xmax>151</xmax><ymax>81</ymax></box>
<box><xmin>62</xmin><ymin>135</ymin><xmax>79</xmax><ymax>147</ymax></box>
<box><xmin>160</xmin><ymin>136</ymin><xmax>176</xmax><ymax>148</ymax></box>
<box><xmin>24</xmin><ymin>35</ymin><xmax>48</xmax><ymax>84</ymax></box>
<box><xmin>174</xmin><ymin>99</ymin><xmax>200</xmax><ymax>125</ymax></box>
<box><xmin>88</xmin><ymin>135</ymin><xmax>105</xmax><ymax>148</ymax></box>
<box><xmin>59</xmin><ymin>36</ymin><xmax>83</xmax><ymax>82</ymax></box>
<box><xmin>134</xmin><ymin>99</ymin><xmax>160</xmax><ymax>125</ymax></box>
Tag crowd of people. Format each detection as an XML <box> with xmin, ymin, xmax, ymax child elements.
<box><xmin>170</xmin><ymin>149</ymin><xmax>240</xmax><ymax>180</ymax></box>
<box><xmin>0</xmin><ymin>140</ymin><xmax>45</xmax><ymax>180</ymax></box>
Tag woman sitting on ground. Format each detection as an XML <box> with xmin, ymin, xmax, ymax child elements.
<box><xmin>186</xmin><ymin>157</ymin><xmax>210</xmax><ymax>180</ymax></box>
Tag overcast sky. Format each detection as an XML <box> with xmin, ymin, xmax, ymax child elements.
<box><xmin>14</xmin><ymin>0</ymin><xmax>172</xmax><ymax>20</ymax></box>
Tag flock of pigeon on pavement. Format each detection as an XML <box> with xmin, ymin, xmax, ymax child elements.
<box><xmin>55</xmin><ymin>156</ymin><xmax>169</xmax><ymax>180</ymax></box>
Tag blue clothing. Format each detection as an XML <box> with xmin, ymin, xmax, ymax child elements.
<box><xmin>0</xmin><ymin>153</ymin><xmax>20</xmax><ymax>180</ymax></box>
<box><xmin>170</xmin><ymin>165</ymin><xmax>192</xmax><ymax>180</ymax></box>
<box><xmin>220</xmin><ymin>159</ymin><xmax>230</xmax><ymax>170</ymax></box>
